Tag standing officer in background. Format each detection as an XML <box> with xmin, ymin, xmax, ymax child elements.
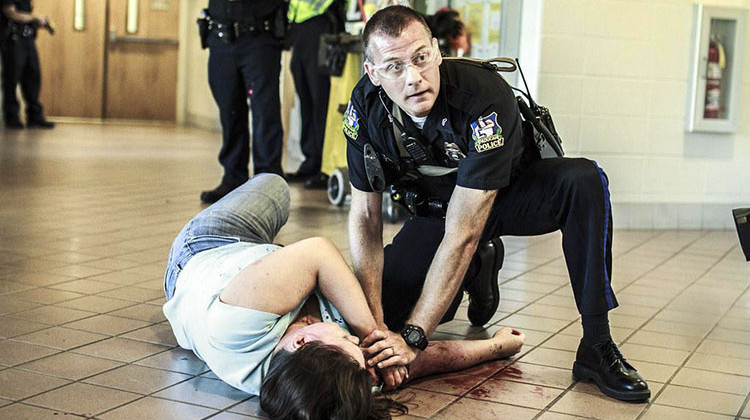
<box><xmin>346</xmin><ymin>6</ymin><xmax>650</xmax><ymax>402</ymax></box>
<box><xmin>285</xmin><ymin>0</ymin><xmax>345</xmax><ymax>189</ymax></box>
<box><xmin>199</xmin><ymin>0</ymin><xmax>287</xmax><ymax>204</ymax></box>
<box><xmin>0</xmin><ymin>0</ymin><xmax>54</xmax><ymax>129</ymax></box>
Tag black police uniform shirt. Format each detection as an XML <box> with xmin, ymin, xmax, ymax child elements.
<box><xmin>208</xmin><ymin>0</ymin><xmax>282</xmax><ymax>22</ymax></box>
<box><xmin>344</xmin><ymin>59</ymin><xmax>532</xmax><ymax>203</ymax></box>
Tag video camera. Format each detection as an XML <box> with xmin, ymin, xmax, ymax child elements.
<box><xmin>319</xmin><ymin>32</ymin><xmax>362</xmax><ymax>76</ymax></box>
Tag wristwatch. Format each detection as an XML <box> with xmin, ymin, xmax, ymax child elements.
<box><xmin>400</xmin><ymin>324</ymin><xmax>428</xmax><ymax>351</ymax></box>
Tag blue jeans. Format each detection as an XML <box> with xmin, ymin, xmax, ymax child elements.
<box><xmin>164</xmin><ymin>174</ymin><xmax>290</xmax><ymax>300</ymax></box>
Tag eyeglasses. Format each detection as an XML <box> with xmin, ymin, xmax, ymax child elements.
<box><xmin>372</xmin><ymin>41</ymin><xmax>439</xmax><ymax>80</ymax></box>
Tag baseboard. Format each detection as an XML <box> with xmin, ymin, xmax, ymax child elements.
<box><xmin>611</xmin><ymin>202</ymin><xmax>743</xmax><ymax>230</ymax></box>
<box><xmin>185</xmin><ymin>112</ymin><xmax>220</xmax><ymax>132</ymax></box>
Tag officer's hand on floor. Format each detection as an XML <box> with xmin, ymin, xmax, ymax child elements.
<box><xmin>362</xmin><ymin>329</ymin><xmax>419</xmax><ymax>369</ymax></box>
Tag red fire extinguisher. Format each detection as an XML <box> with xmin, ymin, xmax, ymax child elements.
<box><xmin>704</xmin><ymin>35</ymin><xmax>726</xmax><ymax>119</ymax></box>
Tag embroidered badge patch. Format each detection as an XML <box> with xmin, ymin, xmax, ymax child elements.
<box><xmin>471</xmin><ymin>112</ymin><xmax>504</xmax><ymax>153</ymax></box>
<box><xmin>343</xmin><ymin>102</ymin><xmax>359</xmax><ymax>140</ymax></box>
<box><xmin>444</xmin><ymin>142</ymin><xmax>466</xmax><ymax>162</ymax></box>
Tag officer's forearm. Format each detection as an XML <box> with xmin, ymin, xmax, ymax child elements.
<box><xmin>1</xmin><ymin>6</ymin><xmax>36</xmax><ymax>24</ymax></box>
<box><xmin>407</xmin><ymin>187</ymin><xmax>497</xmax><ymax>335</ymax></box>
<box><xmin>409</xmin><ymin>231</ymin><xmax>479</xmax><ymax>335</ymax></box>
<box><xmin>349</xmin><ymin>192</ymin><xmax>386</xmax><ymax>326</ymax></box>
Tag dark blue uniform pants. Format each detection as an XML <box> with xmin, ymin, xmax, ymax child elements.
<box><xmin>208</xmin><ymin>31</ymin><xmax>284</xmax><ymax>185</ymax></box>
<box><xmin>290</xmin><ymin>15</ymin><xmax>331</xmax><ymax>176</ymax></box>
<box><xmin>1</xmin><ymin>36</ymin><xmax>44</xmax><ymax>123</ymax></box>
<box><xmin>382</xmin><ymin>157</ymin><xmax>618</xmax><ymax>330</ymax></box>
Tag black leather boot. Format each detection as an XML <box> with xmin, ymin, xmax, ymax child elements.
<box><xmin>200</xmin><ymin>182</ymin><xmax>241</xmax><ymax>204</ymax></box>
<box><xmin>303</xmin><ymin>173</ymin><xmax>329</xmax><ymax>190</ymax></box>
<box><xmin>4</xmin><ymin>119</ymin><xmax>23</xmax><ymax>129</ymax></box>
<box><xmin>573</xmin><ymin>339</ymin><xmax>650</xmax><ymax>402</ymax></box>
<box><xmin>26</xmin><ymin>119</ymin><xmax>55</xmax><ymax>129</ymax></box>
<box><xmin>464</xmin><ymin>237</ymin><xmax>504</xmax><ymax>326</ymax></box>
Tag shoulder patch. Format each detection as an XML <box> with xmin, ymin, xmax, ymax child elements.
<box><xmin>471</xmin><ymin>112</ymin><xmax>504</xmax><ymax>153</ymax></box>
<box><xmin>343</xmin><ymin>102</ymin><xmax>359</xmax><ymax>140</ymax></box>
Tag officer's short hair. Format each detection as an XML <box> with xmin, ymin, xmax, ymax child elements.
<box><xmin>363</xmin><ymin>5</ymin><xmax>432</xmax><ymax>63</ymax></box>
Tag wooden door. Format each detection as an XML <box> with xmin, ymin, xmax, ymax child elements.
<box><xmin>105</xmin><ymin>0</ymin><xmax>179</xmax><ymax>121</ymax></box>
<box><xmin>35</xmin><ymin>0</ymin><xmax>107</xmax><ymax>118</ymax></box>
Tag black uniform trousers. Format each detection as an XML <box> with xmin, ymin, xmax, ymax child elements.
<box><xmin>208</xmin><ymin>31</ymin><xmax>284</xmax><ymax>185</ymax></box>
<box><xmin>382</xmin><ymin>157</ymin><xmax>618</xmax><ymax>331</ymax></box>
<box><xmin>1</xmin><ymin>36</ymin><xmax>44</xmax><ymax>124</ymax></box>
<box><xmin>289</xmin><ymin>15</ymin><xmax>331</xmax><ymax>176</ymax></box>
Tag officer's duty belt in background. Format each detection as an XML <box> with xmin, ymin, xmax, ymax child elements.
<box><xmin>8</xmin><ymin>22</ymin><xmax>36</xmax><ymax>38</ymax></box>
<box><xmin>210</xmin><ymin>19</ymin><xmax>273</xmax><ymax>39</ymax></box>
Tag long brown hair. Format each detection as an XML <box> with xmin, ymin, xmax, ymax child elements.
<box><xmin>260</xmin><ymin>342</ymin><xmax>407</xmax><ymax>419</ymax></box>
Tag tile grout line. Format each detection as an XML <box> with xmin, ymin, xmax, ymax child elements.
<box><xmin>528</xmin><ymin>231</ymin><xmax>714</xmax><ymax>419</ymax></box>
<box><xmin>633</xmin><ymin>244</ymin><xmax>749</xmax><ymax>420</ymax></box>
<box><xmin>429</xmin><ymin>232</ymin><xmax>669</xmax><ymax>418</ymax></box>
<box><xmin>736</xmin><ymin>390</ymin><xmax>750</xmax><ymax>420</ymax></box>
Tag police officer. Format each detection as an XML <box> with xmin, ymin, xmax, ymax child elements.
<box><xmin>200</xmin><ymin>0</ymin><xmax>287</xmax><ymax>204</ymax></box>
<box><xmin>0</xmin><ymin>0</ymin><xmax>54</xmax><ymax>129</ymax></box>
<box><xmin>346</xmin><ymin>6</ymin><xmax>650</xmax><ymax>402</ymax></box>
<box><xmin>285</xmin><ymin>0</ymin><xmax>345</xmax><ymax>189</ymax></box>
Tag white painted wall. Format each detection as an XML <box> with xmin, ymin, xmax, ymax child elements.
<box><xmin>182</xmin><ymin>0</ymin><xmax>219</xmax><ymax>129</ymax></box>
<box><xmin>537</xmin><ymin>0</ymin><xmax>750</xmax><ymax>229</ymax></box>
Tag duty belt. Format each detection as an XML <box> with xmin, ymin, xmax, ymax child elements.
<box><xmin>9</xmin><ymin>22</ymin><xmax>36</xmax><ymax>38</ymax></box>
<box><xmin>209</xmin><ymin>19</ymin><xmax>273</xmax><ymax>37</ymax></box>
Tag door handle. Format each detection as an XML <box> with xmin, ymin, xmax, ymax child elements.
<box><xmin>74</xmin><ymin>0</ymin><xmax>85</xmax><ymax>31</ymax></box>
<box><xmin>126</xmin><ymin>0</ymin><xmax>139</xmax><ymax>34</ymax></box>
<box><xmin>109</xmin><ymin>29</ymin><xmax>178</xmax><ymax>45</ymax></box>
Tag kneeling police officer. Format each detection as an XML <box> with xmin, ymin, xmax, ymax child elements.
<box><xmin>198</xmin><ymin>0</ymin><xmax>287</xmax><ymax>203</ymax></box>
<box><xmin>345</xmin><ymin>6</ymin><xmax>650</xmax><ymax>402</ymax></box>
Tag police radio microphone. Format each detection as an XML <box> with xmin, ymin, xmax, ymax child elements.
<box><xmin>514</xmin><ymin>57</ymin><xmax>536</xmax><ymax>108</ymax></box>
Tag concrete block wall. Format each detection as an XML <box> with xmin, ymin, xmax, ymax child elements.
<box><xmin>538</xmin><ymin>0</ymin><xmax>750</xmax><ymax>229</ymax></box>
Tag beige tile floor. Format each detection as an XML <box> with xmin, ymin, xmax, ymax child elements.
<box><xmin>0</xmin><ymin>123</ymin><xmax>748</xmax><ymax>419</ymax></box>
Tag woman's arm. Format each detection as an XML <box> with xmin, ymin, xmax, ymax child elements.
<box><xmin>219</xmin><ymin>237</ymin><xmax>379</xmax><ymax>339</ymax></box>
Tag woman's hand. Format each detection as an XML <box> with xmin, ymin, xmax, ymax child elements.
<box><xmin>379</xmin><ymin>365</ymin><xmax>409</xmax><ymax>390</ymax></box>
<box><xmin>361</xmin><ymin>329</ymin><xmax>419</xmax><ymax>369</ymax></box>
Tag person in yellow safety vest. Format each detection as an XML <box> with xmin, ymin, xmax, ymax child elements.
<box><xmin>285</xmin><ymin>0</ymin><xmax>347</xmax><ymax>189</ymax></box>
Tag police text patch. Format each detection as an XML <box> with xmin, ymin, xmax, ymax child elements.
<box><xmin>471</xmin><ymin>112</ymin><xmax>504</xmax><ymax>153</ymax></box>
<box><xmin>343</xmin><ymin>102</ymin><xmax>359</xmax><ymax>140</ymax></box>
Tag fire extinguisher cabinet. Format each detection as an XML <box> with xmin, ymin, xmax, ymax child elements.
<box><xmin>686</xmin><ymin>5</ymin><xmax>746</xmax><ymax>133</ymax></box>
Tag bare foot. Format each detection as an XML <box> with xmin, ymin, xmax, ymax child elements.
<box><xmin>491</xmin><ymin>327</ymin><xmax>525</xmax><ymax>358</ymax></box>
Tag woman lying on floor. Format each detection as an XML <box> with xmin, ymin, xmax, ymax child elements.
<box><xmin>162</xmin><ymin>174</ymin><xmax>525</xmax><ymax>419</ymax></box>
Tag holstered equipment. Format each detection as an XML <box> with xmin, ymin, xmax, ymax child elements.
<box><xmin>364</xmin><ymin>144</ymin><xmax>387</xmax><ymax>192</ymax></box>
<box><xmin>197</xmin><ymin>9</ymin><xmax>210</xmax><ymax>49</ymax></box>
<box><xmin>6</xmin><ymin>21</ymin><xmax>37</xmax><ymax>42</ymax></box>
<box><xmin>197</xmin><ymin>2</ymin><xmax>289</xmax><ymax>48</ymax></box>
<box><xmin>517</xmin><ymin>97</ymin><xmax>565</xmax><ymax>158</ymax></box>
<box><xmin>389</xmin><ymin>184</ymin><xmax>448</xmax><ymax>218</ymax></box>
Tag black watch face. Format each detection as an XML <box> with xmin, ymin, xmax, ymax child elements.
<box><xmin>407</xmin><ymin>330</ymin><xmax>421</xmax><ymax>343</ymax></box>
